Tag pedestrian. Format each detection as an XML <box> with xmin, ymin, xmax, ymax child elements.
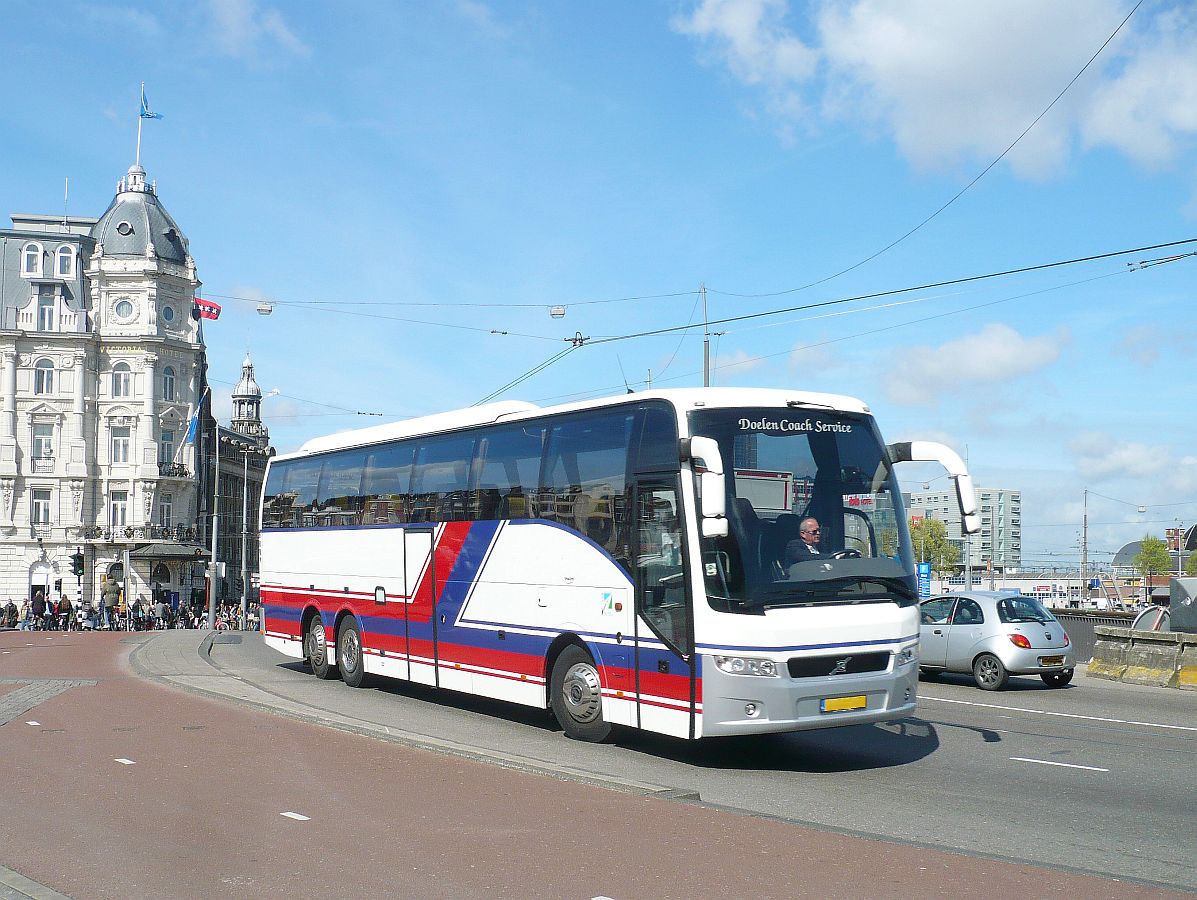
<box><xmin>58</xmin><ymin>593</ymin><xmax>72</xmax><ymax>631</ymax></box>
<box><xmin>31</xmin><ymin>591</ymin><xmax>46</xmax><ymax>631</ymax></box>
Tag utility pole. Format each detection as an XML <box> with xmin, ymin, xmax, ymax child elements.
<box><xmin>701</xmin><ymin>283</ymin><xmax>710</xmax><ymax>387</ymax></box>
<box><xmin>207</xmin><ymin>424</ymin><xmax>220</xmax><ymax>629</ymax></box>
<box><xmin>1081</xmin><ymin>488</ymin><xmax>1088</xmax><ymax>600</ymax></box>
<box><xmin>241</xmin><ymin>448</ymin><xmax>249</xmax><ymax>630</ymax></box>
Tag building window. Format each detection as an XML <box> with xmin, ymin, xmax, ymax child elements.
<box><xmin>162</xmin><ymin>366</ymin><xmax>176</xmax><ymax>401</ymax></box>
<box><xmin>32</xmin><ymin>423</ymin><xmax>53</xmax><ymax>471</ymax></box>
<box><xmin>159</xmin><ymin>492</ymin><xmax>173</xmax><ymax>527</ymax></box>
<box><xmin>37</xmin><ymin>295</ymin><xmax>55</xmax><ymax>331</ymax></box>
<box><xmin>33</xmin><ymin>359</ymin><xmax>54</xmax><ymax>394</ymax></box>
<box><xmin>111</xmin><ymin>426</ymin><xmax>131</xmax><ymax>464</ymax></box>
<box><xmin>159</xmin><ymin>429</ymin><xmax>175</xmax><ymax>466</ymax></box>
<box><xmin>113</xmin><ymin>297</ymin><xmax>135</xmax><ymax>321</ymax></box>
<box><xmin>31</xmin><ymin>489</ymin><xmax>52</xmax><ymax>526</ymax></box>
<box><xmin>110</xmin><ymin>491</ymin><xmax>128</xmax><ymax>527</ymax></box>
<box><xmin>112</xmin><ymin>362</ymin><xmax>132</xmax><ymax>398</ymax></box>
<box><xmin>162</xmin><ymin>305</ymin><xmax>175</xmax><ymax>323</ymax></box>
<box><xmin>56</xmin><ymin>245</ymin><xmax>74</xmax><ymax>278</ymax></box>
<box><xmin>21</xmin><ymin>243</ymin><xmax>42</xmax><ymax>276</ymax></box>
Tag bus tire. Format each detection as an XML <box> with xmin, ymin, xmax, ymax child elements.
<box><xmin>338</xmin><ymin>616</ymin><xmax>367</xmax><ymax>688</ymax></box>
<box><xmin>306</xmin><ymin>615</ymin><xmax>336</xmax><ymax>680</ymax></box>
<box><xmin>549</xmin><ymin>645</ymin><xmax>611</xmax><ymax>742</ymax></box>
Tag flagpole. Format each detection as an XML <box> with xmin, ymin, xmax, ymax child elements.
<box><xmin>136</xmin><ymin>83</ymin><xmax>144</xmax><ymax>167</ymax></box>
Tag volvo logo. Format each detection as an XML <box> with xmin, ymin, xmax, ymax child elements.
<box><xmin>829</xmin><ymin>656</ymin><xmax>852</xmax><ymax>676</ymax></box>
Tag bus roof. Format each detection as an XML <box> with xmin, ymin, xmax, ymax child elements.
<box><xmin>287</xmin><ymin>387</ymin><xmax>870</xmax><ymax>459</ymax></box>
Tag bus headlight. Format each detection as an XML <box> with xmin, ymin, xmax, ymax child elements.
<box><xmin>714</xmin><ymin>656</ymin><xmax>779</xmax><ymax>677</ymax></box>
<box><xmin>893</xmin><ymin>646</ymin><xmax>916</xmax><ymax>667</ymax></box>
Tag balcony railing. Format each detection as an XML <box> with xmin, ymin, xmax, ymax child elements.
<box><xmin>158</xmin><ymin>463</ymin><xmax>192</xmax><ymax>479</ymax></box>
<box><xmin>30</xmin><ymin>456</ymin><xmax>54</xmax><ymax>473</ymax></box>
<box><xmin>80</xmin><ymin>523</ymin><xmax>199</xmax><ymax>543</ymax></box>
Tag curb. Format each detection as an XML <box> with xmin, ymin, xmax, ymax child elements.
<box><xmin>128</xmin><ymin>631</ymin><xmax>695</xmax><ymax>802</ymax></box>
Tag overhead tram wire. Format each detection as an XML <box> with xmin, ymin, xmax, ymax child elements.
<box><xmin>206</xmin><ymin>288</ymin><xmax>698</xmax><ymax>311</ymax></box>
<box><xmin>708</xmin><ymin>1</ymin><xmax>1144</xmax><ymax>302</ymax></box>
<box><xmin>586</xmin><ymin>239</ymin><xmax>1197</xmax><ymax>350</ymax></box>
<box><xmin>531</xmin><ymin>265</ymin><xmax>1129</xmax><ymax>404</ymax></box>
<box><xmin>473</xmin><ymin>344</ymin><xmax>580</xmax><ymax>407</ymax></box>
<box><xmin>205</xmin><ymin>376</ymin><xmax>393</xmax><ymax>419</ymax></box>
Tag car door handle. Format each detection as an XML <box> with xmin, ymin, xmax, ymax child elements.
<box><xmin>932</xmin><ymin>629</ymin><xmax>943</xmax><ymax>635</ymax></box>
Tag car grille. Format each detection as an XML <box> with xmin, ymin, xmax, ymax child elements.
<box><xmin>787</xmin><ymin>651</ymin><xmax>890</xmax><ymax>679</ymax></box>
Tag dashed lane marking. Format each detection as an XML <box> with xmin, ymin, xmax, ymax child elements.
<box><xmin>25</xmin><ymin>721</ymin><xmax>39</xmax><ymax>726</ymax></box>
<box><xmin>280</xmin><ymin>812</ymin><xmax>310</xmax><ymax>821</ymax></box>
<box><xmin>1010</xmin><ymin>757</ymin><xmax>1110</xmax><ymax>772</ymax></box>
<box><xmin>115</xmin><ymin>758</ymin><xmax>136</xmax><ymax>765</ymax></box>
<box><xmin>922</xmin><ymin>695</ymin><xmax>1197</xmax><ymax>732</ymax></box>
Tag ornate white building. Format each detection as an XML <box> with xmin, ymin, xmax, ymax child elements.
<box><xmin>0</xmin><ymin>163</ymin><xmax>209</xmax><ymax>610</ymax></box>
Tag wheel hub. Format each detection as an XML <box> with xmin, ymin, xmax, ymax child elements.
<box><xmin>561</xmin><ymin>662</ymin><xmax>602</xmax><ymax>723</ymax></box>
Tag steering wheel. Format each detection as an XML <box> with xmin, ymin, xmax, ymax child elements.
<box><xmin>830</xmin><ymin>549</ymin><xmax>862</xmax><ymax>559</ymax></box>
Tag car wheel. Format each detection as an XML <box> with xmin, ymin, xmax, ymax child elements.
<box><xmin>306</xmin><ymin>615</ymin><xmax>337</xmax><ymax>680</ymax></box>
<box><xmin>338</xmin><ymin>616</ymin><xmax>367</xmax><ymax>688</ymax></box>
<box><xmin>972</xmin><ymin>653</ymin><xmax>1008</xmax><ymax>691</ymax></box>
<box><xmin>549</xmin><ymin>645</ymin><xmax>611</xmax><ymax>742</ymax></box>
<box><xmin>1041</xmin><ymin>668</ymin><xmax>1073</xmax><ymax>687</ymax></box>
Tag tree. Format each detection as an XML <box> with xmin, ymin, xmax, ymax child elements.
<box><xmin>1133</xmin><ymin>535</ymin><xmax>1172</xmax><ymax>601</ymax></box>
<box><xmin>1186</xmin><ymin>552</ymin><xmax>1197</xmax><ymax>577</ymax></box>
<box><xmin>909</xmin><ymin>517</ymin><xmax>960</xmax><ymax>577</ymax></box>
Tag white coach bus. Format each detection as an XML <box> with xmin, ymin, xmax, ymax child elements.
<box><xmin>259</xmin><ymin>388</ymin><xmax>977</xmax><ymax>741</ymax></box>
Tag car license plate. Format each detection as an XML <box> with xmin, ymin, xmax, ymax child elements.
<box><xmin>1040</xmin><ymin>655</ymin><xmax>1064</xmax><ymax>666</ymax></box>
<box><xmin>821</xmin><ymin>694</ymin><xmax>867</xmax><ymax>713</ymax></box>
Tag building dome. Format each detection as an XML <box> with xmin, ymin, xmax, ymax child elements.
<box><xmin>233</xmin><ymin>353</ymin><xmax>262</xmax><ymax>399</ymax></box>
<box><xmin>90</xmin><ymin>165</ymin><xmax>190</xmax><ymax>264</ymax></box>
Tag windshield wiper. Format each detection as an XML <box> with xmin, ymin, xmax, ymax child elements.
<box><xmin>746</xmin><ymin>576</ymin><xmax>915</xmax><ymax>609</ymax></box>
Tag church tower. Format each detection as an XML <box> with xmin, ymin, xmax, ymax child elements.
<box><xmin>230</xmin><ymin>353</ymin><xmax>269</xmax><ymax>450</ymax></box>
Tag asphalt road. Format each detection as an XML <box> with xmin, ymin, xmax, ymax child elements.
<box><xmin>0</xmin><ymin>628</ymin><xmax>1193</xmax><ymax>899</ymax></box>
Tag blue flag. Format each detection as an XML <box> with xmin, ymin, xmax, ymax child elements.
<box><xmin>140</xmin><ymin>86</ymin><xmax>163</xmax><ymax>120</ymax></box>
<box><xmin>183</xmin><ymin>387</ymin><xmax>209</xmax><ymax>445</ymax></box>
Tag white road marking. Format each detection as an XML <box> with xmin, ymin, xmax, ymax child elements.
<box><xmin>280</xmin><ymin>812</ymin><xmax>310</xmax><ymax>821</ymax></box>
<box><xmin>114</xmin><ymin>758</ymin><xmax>136</xmax><ymax>765</ymax></box>
<box><xmin>25</xmin><ymin>721</ymin><xmax>39</xmax><ymax>726</ymax></box>
<box><xmin>922</xmin><ymin>695</ymin><xmax>1197</xmax><ymax>732</ymax></box>
<box><xmin>1010</xmin><ymin>757</ymin><xmax>1110</xmax><ymax>772</ymax></box>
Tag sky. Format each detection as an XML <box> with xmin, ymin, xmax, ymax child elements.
<box><xmin>2</xmin><ymin>0</ymin><xmax>1195</xmax><ymax>568</ymax></box>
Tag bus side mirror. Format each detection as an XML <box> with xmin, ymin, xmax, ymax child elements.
<box><xmin>685</xmin><ymin>436</ymin><xmax>729</xmax><ymax>538</ymax></box>
<box><xmin>887</xmin><ymin>440</ymin><xmax>980</xmax><ymax>535</ymax></box>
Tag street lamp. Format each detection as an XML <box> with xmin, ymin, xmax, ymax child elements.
<box><xmin>241</xmin><ymin>448</ymin><xmax>250</xmax><ymax>630</ymax></box>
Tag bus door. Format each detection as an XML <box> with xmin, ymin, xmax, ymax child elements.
<box><xmin>404</xmin><ymin>526</ymin><xmax>437</xmax><ymax>687</ymax></box>
<box><xmin>632</xmin><ymin>477</ymin><xmax>696</xmax><ymax>739</ymax></box>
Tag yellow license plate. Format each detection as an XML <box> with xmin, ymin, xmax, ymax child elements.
<box><xmin>821</xmin><ymin>694</ymin><xmax>867</xmax><ymax>713</ymax></box>
<box><xmin>1040</xmin><ymin>656</ymin><xmax>1064</xmax><ymax>666</ymax></box>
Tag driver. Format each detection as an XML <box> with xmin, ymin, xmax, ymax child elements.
<box><xmin>785</xmin><ymin>517</ymin><xmax>824</xmax><ymax>563</ymax></box>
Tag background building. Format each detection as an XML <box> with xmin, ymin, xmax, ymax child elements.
<box><xmin>0</xmin><ymin>162</ymin><xmax>272</xmax><ymax>621</ymax></box>
<box><xmin>908</xmin><ymin>486</ymin><xmax>1022</xmax><ymax>573</ymax></box>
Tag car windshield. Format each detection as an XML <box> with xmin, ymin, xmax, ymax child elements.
<box><xmin>690</xmin><ymin>407</ymin><xmax>916</xmax><ymax>613</ymax></box>
<box><xmin>996</xmin><ymin>596</ymin><xmax>1055</xmax><ymax>623</ymax></box>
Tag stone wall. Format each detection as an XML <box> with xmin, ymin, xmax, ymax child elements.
<box><xmin>1087</xmin><ymin>625</ymin><xmax>1197</xmax><ymax>690</ymax></box>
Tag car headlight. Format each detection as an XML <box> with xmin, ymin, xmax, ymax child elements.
<box><xmin>714</xmin><ymin>655</ymin><xmax>779</xmax><ymax>677</ymax></box>
<box><xmin>893</xmin><ymin>646</ymin><xmax>917</xmax><ymax>667</ymax></box>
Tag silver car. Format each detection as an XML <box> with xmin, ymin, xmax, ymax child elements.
<box><xmin>918</xmin><ymin>591</ymin><xmax>1075</xmax><ymax>690</ymax></box>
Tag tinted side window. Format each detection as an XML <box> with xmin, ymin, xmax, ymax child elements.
<box><xmin>315</xmin><ymin>449</ymin><xmax>369</xmax><ymax>527</ymax></box>
<box><xmin>411</xmin><ymin>435</ymin><xmax>476</xmax><ymax>522</ymax></box>
<box><xmin>632</xmin><ymin>403</ymin><xmax>679</xmax><ymax>473</ymax></box>
<box><xmin>262</xmin><ymin>457</ymin><xmax>323</xmax><ymax>529</ymax></box>
<box><xmin>361</xmin><ymin>441</ymin><xmax>415</xmax><ymax>525</ymax></box>
<box><xmin>472</xmin><ymin>424</ymin><xmax>545</xmax><ymax>521</ymax></box>
<box><xmin>541</xmin><ymin>411</ymin><xmax>633</xmax><ymax>558</ymax></box>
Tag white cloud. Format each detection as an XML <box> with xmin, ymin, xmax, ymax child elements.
<box><xmin>672</xmin><ymin>0</ymin><xmax>818</xmax><ymax>124</ymax></box>
<box><xmin>884</xmin><ymin>322</ymin><xmax>1066</xmax><ymax>406</ymax></box>
<box><xmin>1070</xmin><ymin>432</ymin><xmax>1172</xmax><ymax>480</ymax></box>
<box><xmin>712</xmin><ymin>348</ymin><xmax>767</xmax><ymax>379</ymax></box>
<box><xmin>673</xmin><ymin>1</ymin><xmax>1197</xmax><ymax>179</ymax></box>
<box><xmin>206</xmin><ymin>0</ymin><xmax>310</xmax><ymax>60</ymax></box>
<box><xmin>1082</xmin><ymin>5</ymin><xmax>1197</xmax><ymax>166</ymax></box>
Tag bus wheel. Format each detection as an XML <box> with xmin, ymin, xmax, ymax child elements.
<box><xmin>338</xmin><ymin>617</ymin><xmax>367</xmax><ymax>688</ymax></box>
<box><xmin>306</xmin><ymin>616</ymin><xmax>336</xmax><ymax>680</ymax></box>
<box><xmin>550</xmin><ymin>645</ymin><xmax>611</xmax><ymax>742</ymax></box>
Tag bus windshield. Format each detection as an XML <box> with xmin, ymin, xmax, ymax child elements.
<box><xmin>689</xmin><ymin>407</ymin><xmax>916</xmax><ymax>612</ymax></box>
